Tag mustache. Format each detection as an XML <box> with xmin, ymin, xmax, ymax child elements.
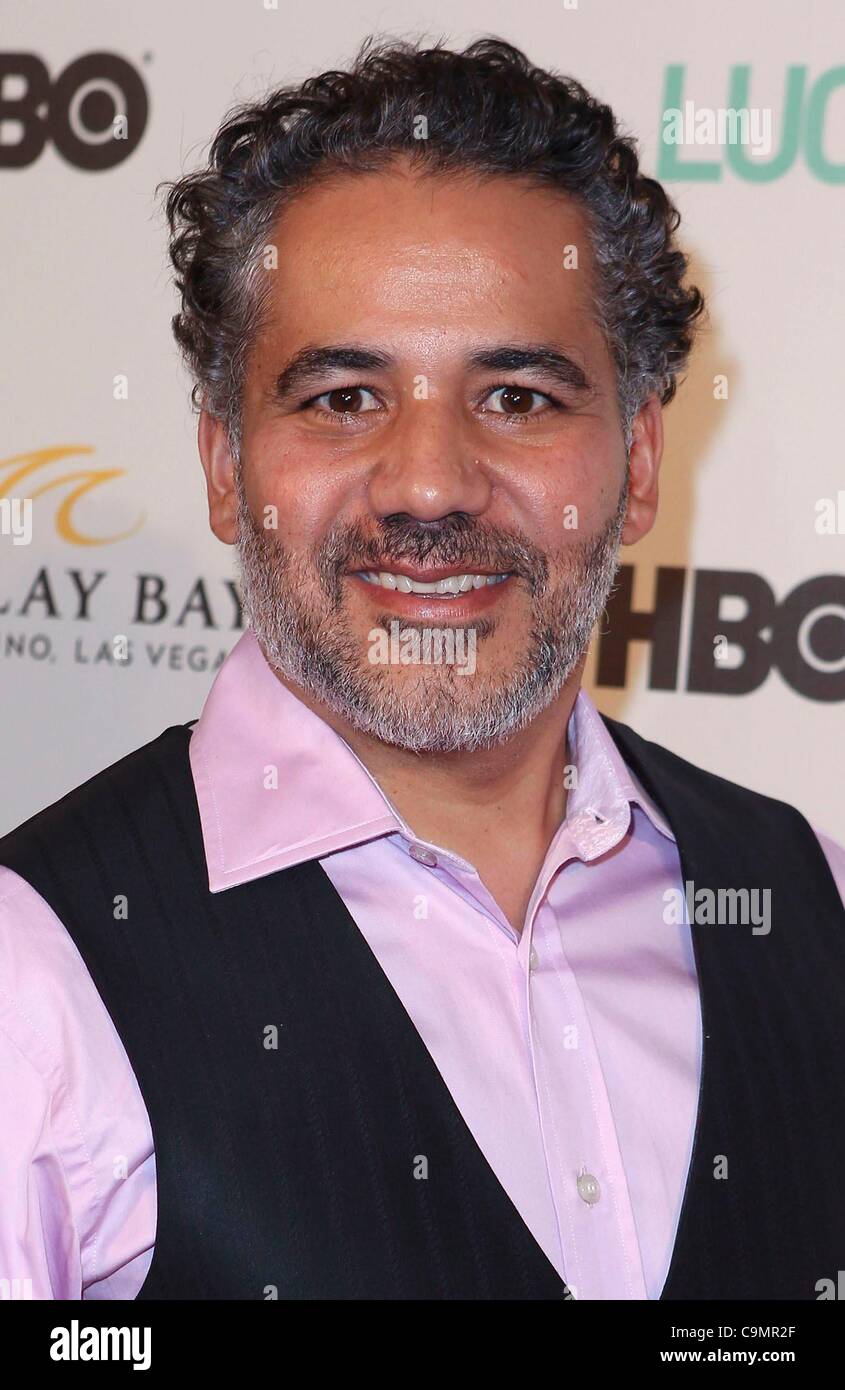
<box><xmin>326</xmin><ymin>514</ymin><xmax>550</xmax><ymax>589</ymax></box>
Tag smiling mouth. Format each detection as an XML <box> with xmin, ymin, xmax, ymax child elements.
<box><xmin>354</xmin><ymin>569</ymin><xmax>511</xmax><ymax>597</ymax></box>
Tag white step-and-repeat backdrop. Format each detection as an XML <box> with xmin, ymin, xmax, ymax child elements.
<box><xmin>1</xmin><ymin>0</ymin><xmax>843</xmax><ymax>839</ymax></box>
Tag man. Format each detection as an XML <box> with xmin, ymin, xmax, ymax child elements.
<box><xmin>1</xmin><ymin>36</ymin><xmax>844</xmax><ymax>1302</ymax></box>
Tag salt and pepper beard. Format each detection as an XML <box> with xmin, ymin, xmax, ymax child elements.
<box><xmin>234</xmin><ymin>458</ymin><xmax>629</xmax><ymax>753</ymax></box>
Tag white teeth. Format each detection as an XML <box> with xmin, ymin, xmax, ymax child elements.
<box><xmin>357</xmin><ymin>570</ymin><xmax>509</xmax><ymax>595</ymax></box>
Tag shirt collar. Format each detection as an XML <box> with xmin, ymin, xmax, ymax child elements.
<box><xmin>190</xmin><ymin>631</ymin><xmax>401</xmax><ymax>891</ymax></box>
<box><xmin>563</xmin><ymin>687</ymin><xmax>676</xmax><ymax>859</ymax></box>
<box><xmin>190</xmin><ymin>629</ymin><xmax>674</xmax><ymax>893</ymax></box>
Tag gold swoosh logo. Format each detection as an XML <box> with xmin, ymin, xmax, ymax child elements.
<box><xmin>0</xmin><ymin>446</ymin><xmax>145</xmax><ymax>545</ymax></box>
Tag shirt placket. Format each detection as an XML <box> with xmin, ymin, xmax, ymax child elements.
<box><xmin>521</xmin><ymin>895</ymin><xmax>648</xmax><ymax>1301</ymax></box>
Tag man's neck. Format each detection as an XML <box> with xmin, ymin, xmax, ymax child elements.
<box><xmin>275</xmin><ymin>668</ymin><xmax>584</xmax><ymax>934</ymax></box>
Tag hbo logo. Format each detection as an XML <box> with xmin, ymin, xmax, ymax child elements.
<box><xmin>0</xmin><ymin>51</ymin><xmax>148</xmax><ymax>170</ymax></box>
<box><xmin>598</xmin><ymin>568</ymin><xmax>845</xmax><ymax>702</ymax></box>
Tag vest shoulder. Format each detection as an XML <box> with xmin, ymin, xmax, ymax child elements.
<box><xmin>0</xmin><ymin>724</ymin><xmax>194</xmax><ymax>856</ymax></box>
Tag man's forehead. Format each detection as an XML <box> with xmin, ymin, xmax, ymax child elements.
<box><xmin>267</xmin><ymin>163</ymin><xmax>594</xmax><ymax>273</ymax></box>
<box><xmin>258</xmin><ymin>166</ymin><xmax>600</xmax><ymax>348</ymax></box>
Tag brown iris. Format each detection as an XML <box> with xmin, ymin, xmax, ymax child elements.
<box><xmin>327</xmin><ymin>388</ymin><xmax>367</xmax><ymax>412</ymax></box>
<box><xmin>498</xmin><ymin>387</ymin><xmax>535</xmax><ymax>414</ymax></box>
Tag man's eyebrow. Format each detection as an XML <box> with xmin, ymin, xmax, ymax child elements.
<box><xmin>271</xmin><ymin>342</ymin><xmax>594</xmax><ymax>405</ymax></box>
<box><xmin>273</xmin><ymin>346</ymin><xmax>396</xmax><ymax>403</ymax></box>
<box><xmin>465</xmin><ymin>345</ymin><xmax>594</xmax><ymax>394</ymax></box>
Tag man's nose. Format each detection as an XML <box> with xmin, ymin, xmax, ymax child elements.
<box><xmin>365</xmin><ymin>402</ymin><xmax>493</xmax><ymax>521</ymax></box>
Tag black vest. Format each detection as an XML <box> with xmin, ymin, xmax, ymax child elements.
<box><xmin>1</xmin><ymin>717</ymin><xmax>844</xmax><ymax>1300</ymax></box>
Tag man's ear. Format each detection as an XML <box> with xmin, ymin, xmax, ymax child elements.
<box><xmin>198</xmin><ymin>409</ymin><xmax>238</xmax><ymax>544</ymax></box>
<box><xmin>621</xmin><ymin>394</ymin><xmax>663</xmax><ymax>546</ymax></box>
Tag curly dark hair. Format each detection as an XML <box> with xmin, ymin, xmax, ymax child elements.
<box><xmin>163</xmin><ymin>35</ymin><xmax>704</xmax><ymax>449</ymax></box>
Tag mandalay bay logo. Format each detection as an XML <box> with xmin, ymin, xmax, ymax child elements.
<box><xmin>1</xmin><ymin>446</ymin><xmax>241</xmax><ymax>674</ymax></box>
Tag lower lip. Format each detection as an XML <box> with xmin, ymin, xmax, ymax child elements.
<box><xmin>347</xmin><ymin>573</ymin><xmax>516</xmax><ymax>619</ymax></box>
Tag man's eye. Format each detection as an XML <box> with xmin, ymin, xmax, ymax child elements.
<box><xmin>484</xmin><ymin>386</ymin><xmax>557</xmax><ymax>417</ymax></box>
<box><xmin>309</xmin><ymin>386</ymin><xmax>381</xmax><ymax>416</ymax></box>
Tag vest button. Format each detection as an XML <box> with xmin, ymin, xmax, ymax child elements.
<box><xmin>409</xmin><ymin>843</ymin><xmax>438</xmax><ymax>868</ymax></box>
<box><xmin>577</xmin><ymin>1171</ymin><xmax>601</xmax><ymax>1205</ymax></box>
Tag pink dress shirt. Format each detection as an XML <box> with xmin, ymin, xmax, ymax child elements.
<box><xmin>1</xmin><ymin>629</ymin><xmax>844</xmax><ymax>1301</ymax></box>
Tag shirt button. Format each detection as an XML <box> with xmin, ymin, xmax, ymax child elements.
<box><xmin>577</xmin><ymin>1172</ymin><xmax>601</xmax><ymax>1205</ymax></box>
<box><xmin>529</xmin><ymin>947</ymin><xmax>539</xmax><ymax>971</ymax></box>
<box><xmin>409</xmin><ymin>843</ymin><xmax>438</xmax><ymax>868</ymax></box>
